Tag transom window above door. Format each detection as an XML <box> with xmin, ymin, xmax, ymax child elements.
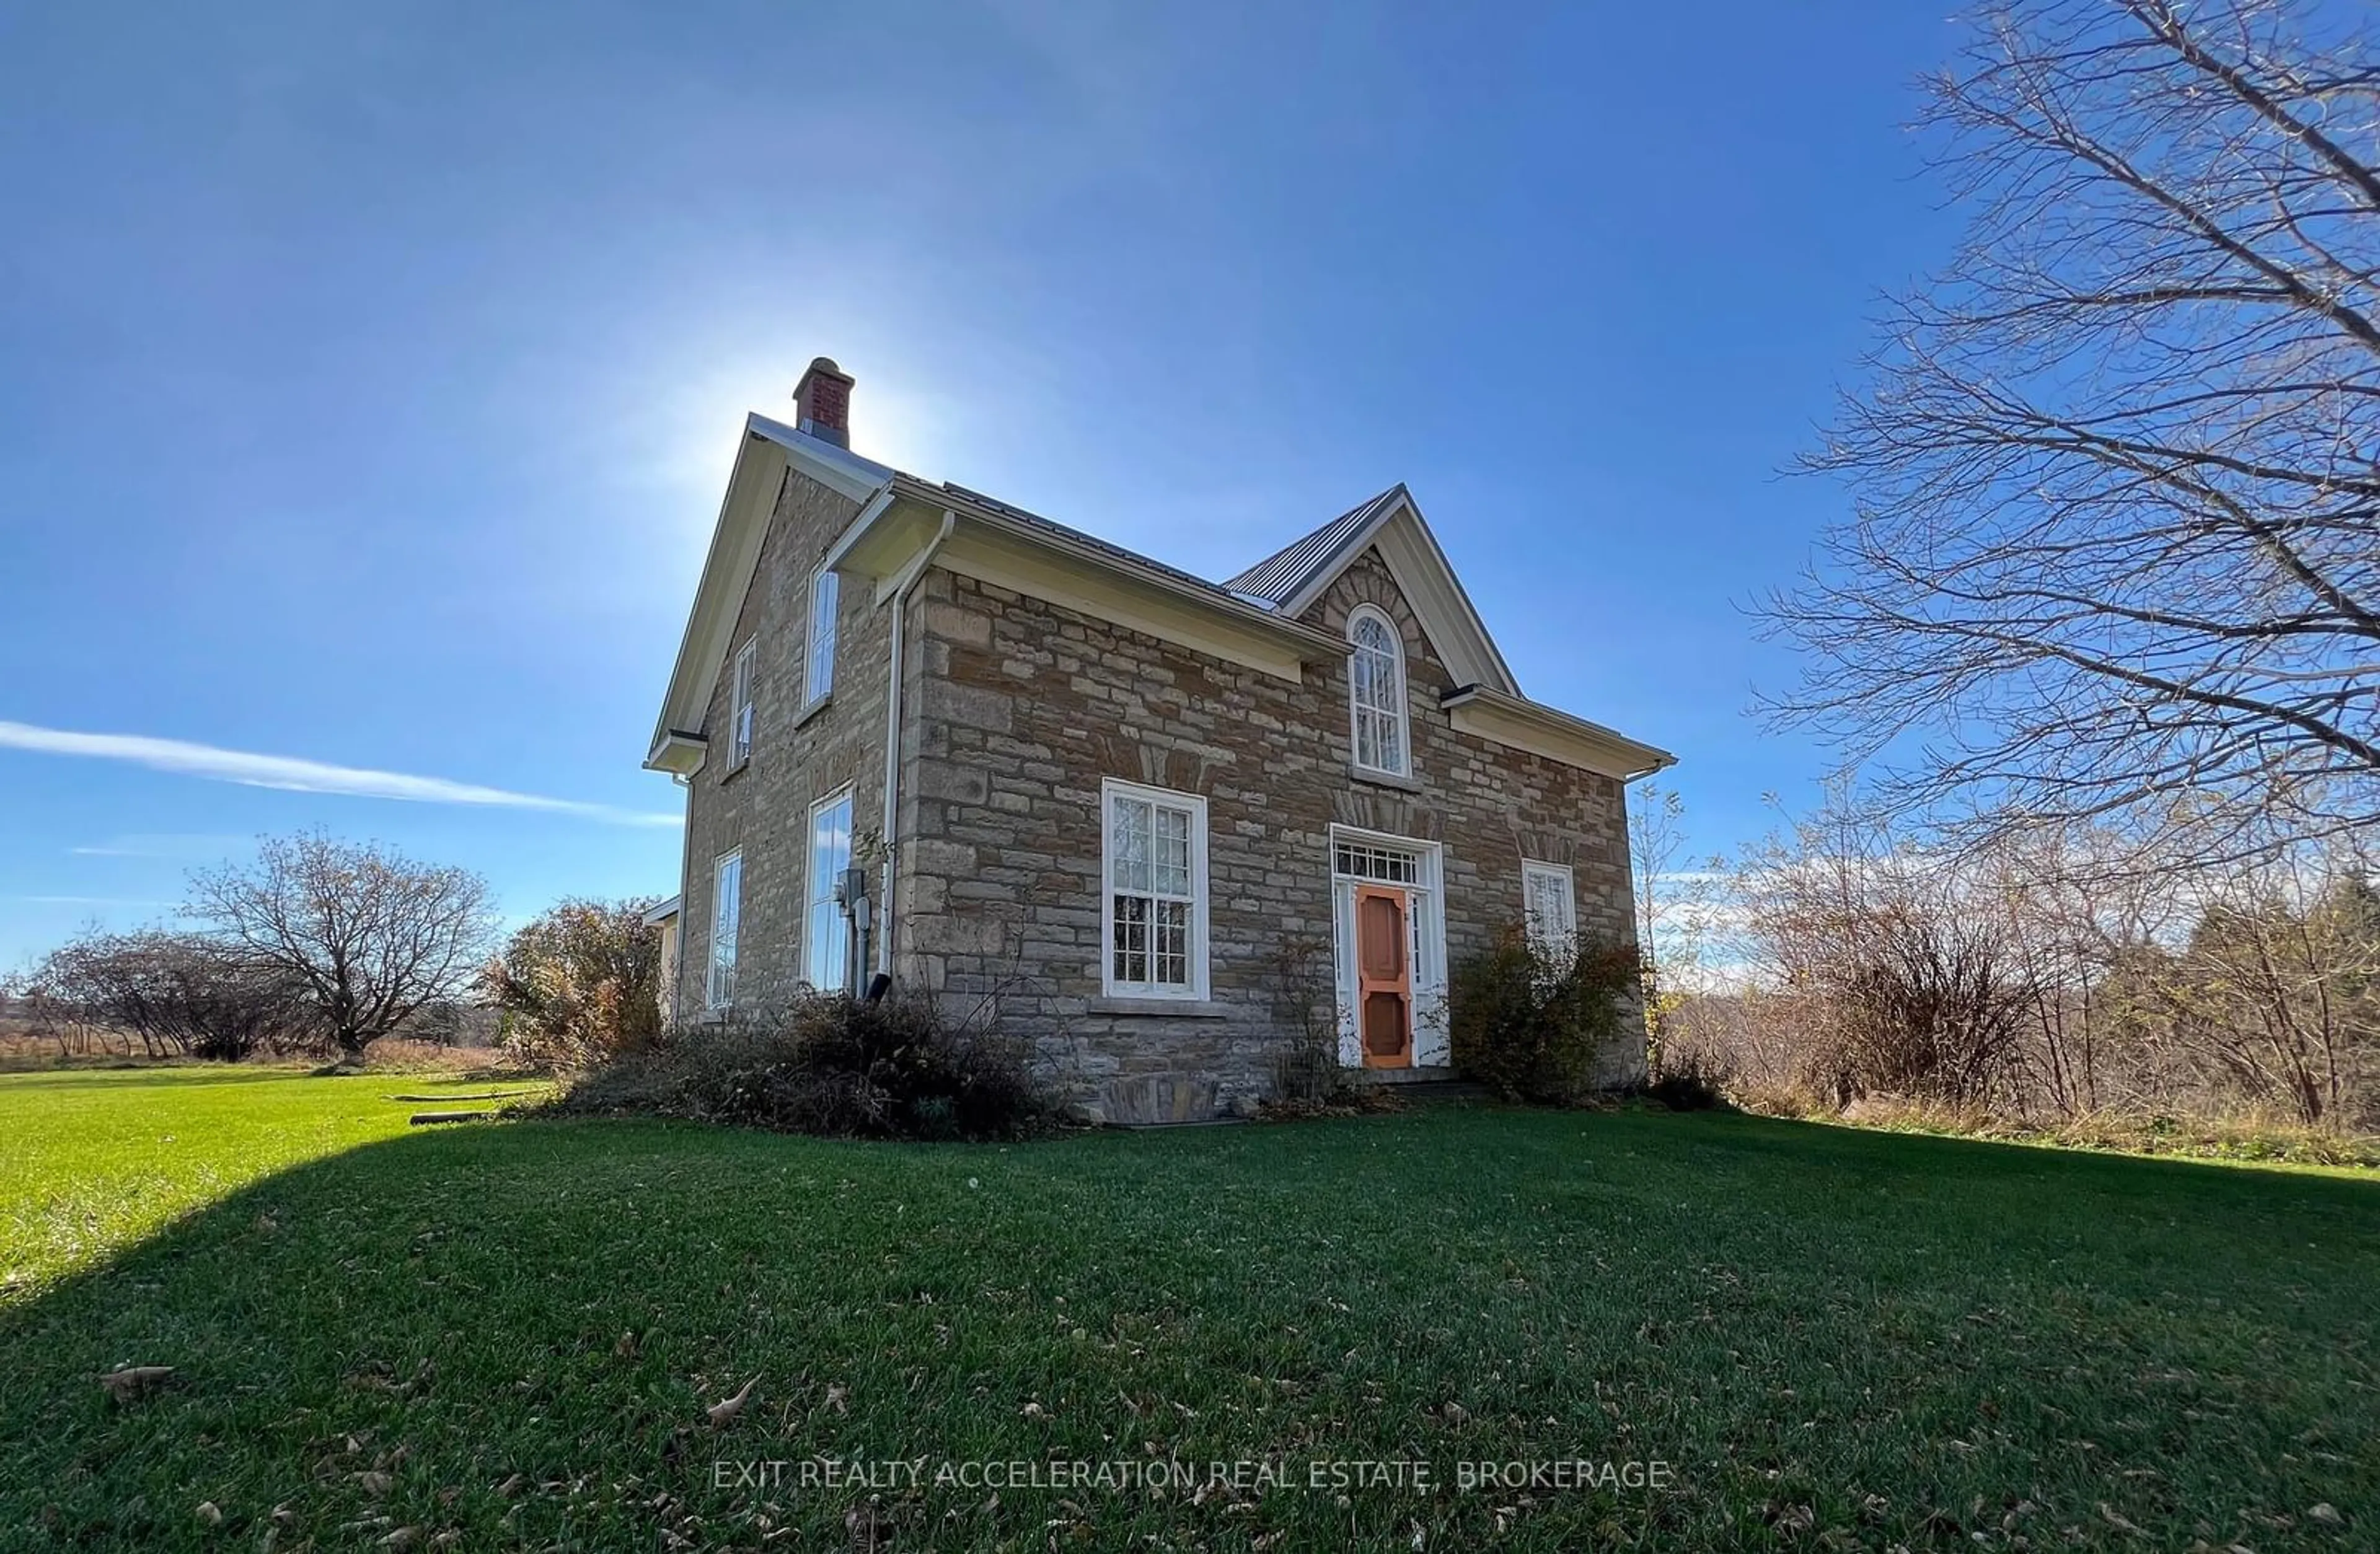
<box><xmin>1102</xmin><ymin>778</ymin><xmax>1207</xmax><ymax>999</ymax></box>
<box><xmin>1333</xmin><ymin>838</ymin><xmax>1421</xmax><ymax>884</ymax></box>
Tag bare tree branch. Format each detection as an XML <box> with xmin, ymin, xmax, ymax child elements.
<box><xmin>1759</xmin><ymin>0</ymin><xmax>2380</xmax><ymax>862</ymax></box>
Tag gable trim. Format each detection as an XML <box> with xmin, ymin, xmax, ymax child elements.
<box><xmin>1279</xmin><ymin>493</ymin><xmax>1521</xmax><ymax>696</ymax></box>
<box><xmin>643</xmin><ymin>418</ymin><xmax>894</xmax><ymax>771</ymax></box>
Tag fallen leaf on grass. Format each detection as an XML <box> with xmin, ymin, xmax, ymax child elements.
<box><xmin>379</xmin><ymin>1528</ymin><xmax>420</xmax><ymax>1549</ymax></box>
<box><xmin>825</xmin><ymin>1382</ymin><xmax>849</xmax><ymax>1415</ymax></box>
<box><xmin>2311</xmin><ymin>1504</ymin><xmax>2343</xmax><ymax>1526</ymax></box>
<box><xmin>2098</xmin><ymin>1503</ymin><xmax>2146</xmax><ymax>1536</ymax></box>
<box><xmin>358</xmin><ymin>1471</ymin><xmax>393</xmax><ymax>1498</ymax></box>
<box><xmin>494</xmin><ymin>1475</ymin><xmax>526</xmax><ymax>1498</ymax></box>
<box><xmin>99</xmin><ymin>1366</ymin><xmax>177</xmax><ymax>1404</ymax></box>
<box><xmin>707</xmin><ymin>1377</ymin><xmax>757</xmax><ymax>1428</ymax></box>
<box><xmin>614</xmin><ymin>1332</ymin><xmax>640</xmax><ymax>1359</ymax></box>
<box><xmin>195</xmin><ymin>1501</ymin><xmax>223</xmax><ymax>1526</ymax></box>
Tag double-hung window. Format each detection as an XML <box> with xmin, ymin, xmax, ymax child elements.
<box><xmin>804</xmin><ymin>787</ymin><xmax>855</xmax><ymax>991</ymax></box>
<box><xmin>805</xmin><ymin>566</ymin><xmax>839</xmax><ymax>705</ymax></box>
<box><xmin>707</xmin><ymin>850</ymin><xmax>743</xmax><ymax>1009</ymax></box>
<box><xmin>1522</xmin><ymin>859</ymin><xmax>1577</xmax><ymax>958</ymax></box>
<box><xmin>1347</xmin><ymin>606</ymin><xmax>1408</xmax><ymax>777</ymax></box>
<box><xmin>1103</xmin><ymin>779</ymin><xmax>1207</xmax><ymax>999</ymax></box>
<box><xmin>728</xmin><ymin>639</ymin><xmax>757</xmax><ymax>766</ymax></box>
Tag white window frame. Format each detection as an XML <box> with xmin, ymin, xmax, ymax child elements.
<box><xmin>728</xmin><ymin>638</ymin><xmax>757</xmax><ymax>767</ymax></box>
<box><xmin>804</xmin><ymin>564</ymin><xmax>839</xmax><ymax>706</ymax></box>
<box><xmin>803</xmin><ymin>784</ymin><xmax>856</xmax><ymax>993</ymax></box>
<box><xmin>1328</xmin><ymin>825</ymin><xmax>1448</xmax><ymax>1067</ymax></box>
<box><xmin>1347</xmin><ymin>604</ymin><xmax>1409</xmax><ymax>778</ymax></box>
<box><xmin>1522</xmin><ymin>859</ymin><xmax>1578</xmax><ymax>957</ymax></box>
<box><xmin>1100</xmin><ymin>777</ymin><xmax>1209</xmax><ymax>1000</ymax></box>
<box><xmin>707</xmin><ymin>849</ymin><xmax>743</xmax><ymax>1010</ymax></box>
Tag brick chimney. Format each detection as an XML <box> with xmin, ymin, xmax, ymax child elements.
<box><xmin>792</xmin><ymin>357</ymin><xmax>855</xmax><ymax>448</ymax></box>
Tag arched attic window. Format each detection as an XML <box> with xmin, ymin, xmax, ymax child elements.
<box><xmin>1347</xmin><ymin>605</ymin><xmax>1409</xmax><ymax>777</ymax></box>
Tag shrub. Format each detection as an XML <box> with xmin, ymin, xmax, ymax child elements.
<box><xmin>1450</xmin><ymin>928</ymin><xmax>1643</xmax><ymax>1106</ymax></box>
<box><xmin>1644</xmin><ymin>1047</ymin><xmax>1734</xmax><ymax>1112</ymax></box>
<box><xmin>548</xmin><ymin>991</ymin><xmax>1052</xmax><ymax>1142</ymax></box>
<box><xmin>1265</xmin><ymin>933</ymin><xmax>1368</xmax><ymax>1108</ymax></box>
<box><xmin>479</xmin><ymin>897</ymin><xmax>664</xmax><ymax>1069</ymax></box>
<box><xmin>24</xmin><ymin>931</ymin><xmax>320</xmax><ymax>1061</ymax></box>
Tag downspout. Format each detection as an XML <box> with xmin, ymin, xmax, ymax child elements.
<box><xmin>670</xmin><ymin>770</ymin><xmax>692</xmax><ymax>1028</ymax></box>
<box><xmin>878</xmin><ymin>509</ymin><xmax>958</xmax><ymax>975</ymax></box>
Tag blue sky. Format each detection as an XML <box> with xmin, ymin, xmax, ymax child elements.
<box><xmin>0</xmin><ymin>1</ymin><xmax>1960</xmax><ymax>969</ymax></box>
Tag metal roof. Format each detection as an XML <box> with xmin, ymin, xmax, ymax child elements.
<box><xmin>749</xmin><ymin>412</ymin><xmax>1403</xmax><ymax>619</ymax></box>
<box><xmin>931</xmin><ymin>481</ymin><xmax>1250</xmax><ymax>606</ymax></box>
<box><xmin>1219</xmin><ymin>485</ymin><xmax>1405</xmax><ymax>607</ymax></box>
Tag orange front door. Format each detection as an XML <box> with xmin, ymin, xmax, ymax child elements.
<box><xmin>1354</xmin><ymin>885</ymin><xmax>1412</xmax><ymax>1068</ymax></box>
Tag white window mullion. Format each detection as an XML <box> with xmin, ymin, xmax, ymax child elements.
<box><xmin>1347</xmin><ymin>607</ymin><xmax>1408</xmax><ymax>778</ymax></box>
<box><xmin>1102</xmin><ymin>779</ymin><xmax>1208</xmax><ymax>999</ymax></box>
<box><xmin>729</xmin><ymin>639</ymin><xmax>757</xmax><ymax>766</ymax></box>
<box><xmin>806</xmin><ymin>566</ymin><xmax>839</xmax><ymax>704</ymax></box>
<box><xmin>708</xmin><ymin>850</ymin><xmax>743</xmax><ymax>1009</ymax></box>
<box><xmin>804</xmin><ymin>788</ymin><xmax>855</xmax><ymax>991</ymax></box>
<box><xmin>1522</xmin><ymin>860</ymin><xmax>1577</xmax><ymax>957</ymax></box>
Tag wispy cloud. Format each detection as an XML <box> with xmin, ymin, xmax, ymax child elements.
<box><xmin>0</xmin><ymin>721</ymin><xmax>678</xmax><ymax>828</ymax></box>
<box><xmin>69</xmin><ymin>832</ymin><xmax>253</xmax><ymax>859</ymax></box>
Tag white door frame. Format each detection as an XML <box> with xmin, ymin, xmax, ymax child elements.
<box><xmin>1326</xmin><ymin>824</ymin><xmax>1449</xmax><ymax>1069</ymax></box>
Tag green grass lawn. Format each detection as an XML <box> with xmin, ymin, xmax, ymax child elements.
<box><xmin>1</xmin><ymin>1071</ymin><xmax>2373</xmax><ymax>1551</ymax></box>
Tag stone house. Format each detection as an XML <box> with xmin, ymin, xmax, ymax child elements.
<box><xmin>645</xmin><ymin>359</ymin><xmax>1674</xmax><ymax>1123</ymax></box>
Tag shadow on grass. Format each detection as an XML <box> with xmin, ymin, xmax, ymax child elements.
<box><xmin>4</xmin><ymin>1109</ymin><xmax>2375</xmax><ymax>1552</ymax></box>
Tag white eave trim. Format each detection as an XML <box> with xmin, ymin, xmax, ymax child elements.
<box><xmin>745</xmin><ymin>411</ymin><xmax>895</xmax><ymax>503</ymax></box>
<box><xmin>641</xmin><ymin>895</ymin><xmax>682</xmax><ymax>927</ymax></box>
<box><xmin>1440</xmin><ymin>685</ymin><xmax>1675</xmax><ymax>781</ymax></box>
<box><xmin>644</xmin><ymin>730</ymin><xmax>708</xmax><ymax>775</ymax></box>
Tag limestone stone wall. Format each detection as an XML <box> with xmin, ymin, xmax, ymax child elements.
<box><xmin>673</xmin><ymin>467</ymin><xmax>887</xmax><ymax>1019</ymax></box>
<box><xmin>891</xmin><ymin>547</ymin><xmax>1642</xmax><ymax>1123</ymax></box>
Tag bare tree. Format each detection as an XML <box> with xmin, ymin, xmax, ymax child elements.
<box><xmin>2151</xmin><ymin>859</ymin><xmax>2380</xmax><ymax>1124</ymax></box>
<box><xmin>1969</xmin><ymin>820</ymin><xmax>2185</xmax><ymax>1117</ymax></box>
<box><xmin>1761</xmin><ymin>0</ymin><xmax>2380</xmax><ymax>866</ymax></box>
<box><xmin>188</xmin><ymin>833</ymin><xmax>496</xmax><ymax>1062</ymax></box>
